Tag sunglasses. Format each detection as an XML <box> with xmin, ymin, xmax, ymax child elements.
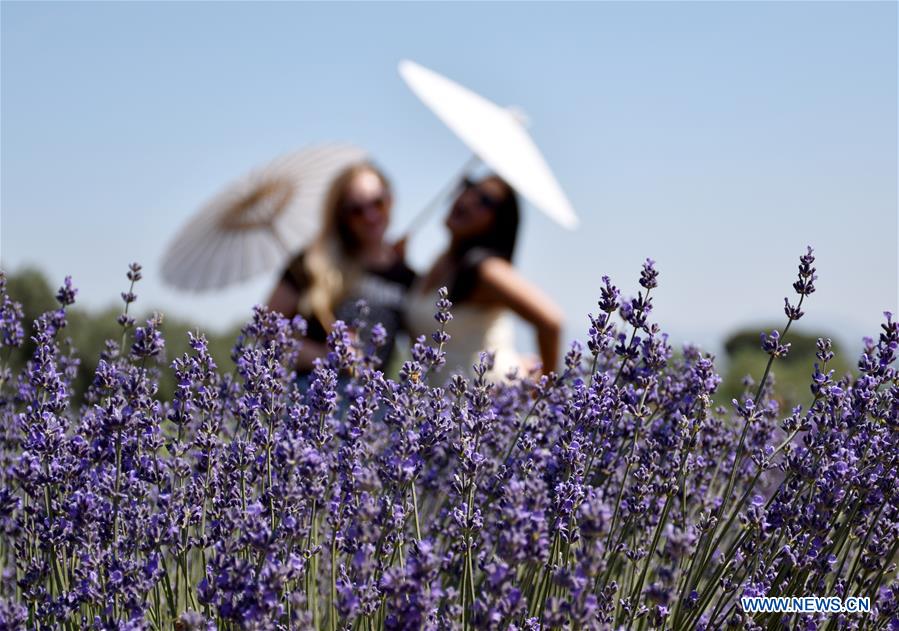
<box><xmin>342</xmin><ymin>194</ymin><xmax>389</xmax><ymax>217</ymax></box>
<box><xmin>459</xmin><ymin>176</ymin><xmax>502</xmax><ymax>211</ymax></box>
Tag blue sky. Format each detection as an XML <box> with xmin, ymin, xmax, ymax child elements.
<box><xmin>2</xmin><ymin>1</ymin><xmax>896</xmax><ymax>358</ymax></box>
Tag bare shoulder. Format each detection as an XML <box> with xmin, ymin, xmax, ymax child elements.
<box><xmin>476</xmin><ymin>255</ymin><xmax>516</xmax><ymax>282</ymax></box>
<box><xmin>468</xmin><ymin>256</ymin><xmax>524</xmax><ymax>304</ymax></box>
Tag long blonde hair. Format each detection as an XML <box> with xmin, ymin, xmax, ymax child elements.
<box><xmin>299</xmin><ymin>163</ymin><xmax>392</xmax><ymax>330</ymax></box>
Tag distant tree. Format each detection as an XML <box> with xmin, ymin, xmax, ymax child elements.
<box><xmin>3</xmin><ymin>266</ymin><xmax>241</xmax><ymax>403</ymax></box>
<box><xmin>718</xmin><ymin>325</ymin><xmax>851</xmax><ymax>409</ymax></box>
<box><xmin>6</xmin><ymin>266</ymin><xmax>58</xmax><ymax>318</ymax></box>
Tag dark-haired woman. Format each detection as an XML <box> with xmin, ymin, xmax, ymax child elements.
<box><xmin>405</xmin><ymin>175</ymin><xmax>563</xmax><ymax>380</ymax></box>
<box><xmin>267</xmin><ymin>163</ymin><xmax>415</xmax><ymax>372</ymax></box>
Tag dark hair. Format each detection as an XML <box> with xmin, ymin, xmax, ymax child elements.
<box><xmin>449</xmin><ymin>175</ymin><xmax>520</xmax><ymax>302</ymax></box>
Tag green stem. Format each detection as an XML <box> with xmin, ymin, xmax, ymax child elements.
<box><xmin>411</xmin><ymin>483</ymin><xmax>423</xmax><ymax>543</ymax></box>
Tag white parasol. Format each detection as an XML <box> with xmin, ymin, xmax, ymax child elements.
<box><xmin>399</xmin><ymin>59</ymin><xmax>579</xmax><ymax>231</ymax></box>
<box><xmin>161</xmin><ymin>143</ymin><xmax>367</xmax><ymax>291</ymax></box>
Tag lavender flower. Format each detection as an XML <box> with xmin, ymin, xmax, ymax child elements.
<box><xmin>0</xmin><ymin>251</ymin><xmax>894</xmax><ymax>630</ymax></box>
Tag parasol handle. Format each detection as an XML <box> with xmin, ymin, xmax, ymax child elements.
<box><xmin>399</xmin><ymin>153</ymin><xmax>481</xmax><ymax>241</ymax></box>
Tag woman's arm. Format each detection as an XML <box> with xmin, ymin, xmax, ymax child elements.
<box><xmin>267</xmin><ymin>279</ymin><xmax>301</xmax><ymax>319</ymax></box>
<box><xmin>266</xmin><ymin>278</ymin><xmax>330</xmax><ymax>372</ymax></box>
<box><xmin>471</xmin><ymin>257</ymin><xmax>564</xmax><ymax>374</ymax></box>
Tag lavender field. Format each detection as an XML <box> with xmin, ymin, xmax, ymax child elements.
<box><xmin>0</xmin><ymin>249</ymin><xmax>896</xmax><ymax>630</ymax></box>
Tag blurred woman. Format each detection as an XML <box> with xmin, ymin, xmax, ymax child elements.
<box><xmin>405</xmin><ymin>174</ymin><xmax>563</xmax><ymax>379</ymax></box>
<box><xmin>267</xmin><ymin>163</ymin><xmax>415</xmax><ymax>372</ymax></box>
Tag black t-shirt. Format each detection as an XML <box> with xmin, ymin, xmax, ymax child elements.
<box><xmin>280</xmin><ymin>251</ymin><xmax>416</xmax><ymax>365</ymax></box>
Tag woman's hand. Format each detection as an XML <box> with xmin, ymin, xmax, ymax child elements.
<box><xmin>391</xmin><ymin>235</ymin><xmax>408</xmax><ymax>261</ymax></box>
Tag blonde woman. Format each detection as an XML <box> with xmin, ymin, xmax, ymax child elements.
<box><xmin>267</xmin><ymin>164</ymin><xmax>415</xmax><ymax>372</ymax></box>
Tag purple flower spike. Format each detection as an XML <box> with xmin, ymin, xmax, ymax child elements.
<box><xmin>0</xmin><ymin>248</ymin><xmax>894</xmax><ymax>630</ymax></box>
